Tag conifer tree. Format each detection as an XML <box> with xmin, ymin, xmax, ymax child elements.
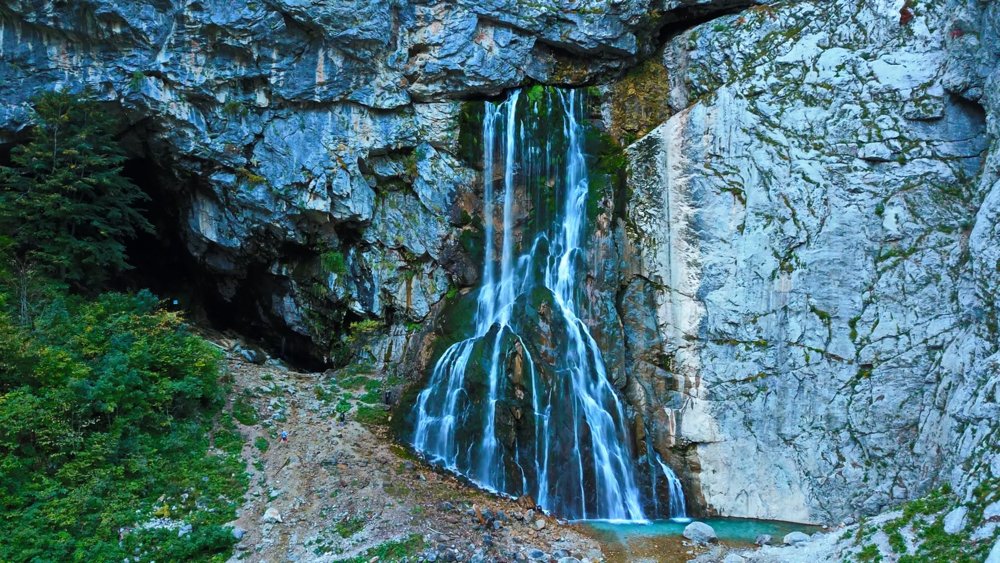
<box><xmin>0</xmin><ymin>91</ymin><xmax>152</xmax><ymax>320</ymax></box>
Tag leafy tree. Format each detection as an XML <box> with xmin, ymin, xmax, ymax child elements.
<box><xmin>0</xmin><ymin>91</ymin><xmax>152</xmax><ymax>321</ymax></box>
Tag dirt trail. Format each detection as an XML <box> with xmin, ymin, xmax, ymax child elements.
<box><xmin>220</xmin><ymin>351</ymin><xmax>608</xmax><ymax>562</ymax></box>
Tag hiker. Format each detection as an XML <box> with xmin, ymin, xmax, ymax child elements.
<box><xmin>280</xmin><ymin>430</ymin><xmax>288</xmax><ymax>443</ymax></box>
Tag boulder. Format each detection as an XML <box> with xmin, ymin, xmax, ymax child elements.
<box><xmin>235</xmin><ymin>343</ymin><xmax>267</xmax><ymax>365</ymax></box>
<box><xmin>231</xmin><ymin>526</ymin><xmax>246</xmax><ymax>540</ymax></box>
<box><xmin>527</xmin><ymin>549</ymin><xmax>548</xmax><ymax>561</ymax></box>
<box><xmin>683</xmin><ymin>521</ymin><xmax>718</xmax><ymax>545</ymax></box>
<box><xmin>783</xmin><ymin>531</ymin><xmax>810</xmax><ymax>546</ymax></box>
<box><xmin>755</xmin><ymin>534</ymin><xmax>772</xmax><ymax>546</ymax></box>
<box><xmin>533</xmin><ymin>518</ymin><xmax>546</xmax><ymax>531</ymax></box>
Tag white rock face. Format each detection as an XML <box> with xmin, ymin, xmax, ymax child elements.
<box><xmin>943</xmin><ymin>506</ymin><xmax>968</xmax><ymax>534</ymax></box>
<box><xmin>622</xmin><ymin>0</ymin><xmax>1000</xmax><ymax>523</ymax></box>
<box><xmin>986</xmin><ymin>539</ymin><xmax>1000</xmax><ymax>563</ymax></box>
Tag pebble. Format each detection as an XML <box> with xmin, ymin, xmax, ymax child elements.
<box><xmin>262</xmin><ymin>507</ymin><xmax>283</xmax><ymax>523</ymax></box>
<box><xmin>528</xmin><ymin>549</ymin><xmax>547</xmax><ymax>560</ymax></box>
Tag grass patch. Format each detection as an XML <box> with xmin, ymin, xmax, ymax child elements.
<box><xmin>254</xmin><ymin>437</ymin><xmax>270</xmax><ymax>453</ymax></box>
<box><xmin>336</xmin><ymin>396</ymin><xmax>353</xmax><ymax>414</ymax></box>
<box><xmin>358</xmin><ymin>379</ymin><xmax>384</xmax><ymax>404</ymax></box>
<box><xmin>356</xmin><ymin>405</ymin><xmax>389</xmax><ymax>426</ymax></box>
<box><xmin>232</xmin><ymin>394</ymin><xmax>259</xmax><ymax>426</ymax></box>
<box><xmin>334</xmin><ymin>516</ymin><xmax>365</xmax><ymax>538</ymax></box>
<box><xmin>334</xmin><ymin>534</ymin><xmax>425</xmax><ymax>562</ymax></box>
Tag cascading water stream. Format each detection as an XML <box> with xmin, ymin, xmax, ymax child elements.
<box><xmin>411</xmin><ymin>87</ymin><xmax>683</xmax><ymax>521</ymax></box>
<box><xmin>655</xmin><ymin>455</ymin><xmax>688</xmax><ymax>520</ymax></box>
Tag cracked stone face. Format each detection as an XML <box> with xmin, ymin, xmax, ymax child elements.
<box><xmin>617</xmin><ymin>0</ymin><xmax>1000</xmax><ymax>523</ymax></box>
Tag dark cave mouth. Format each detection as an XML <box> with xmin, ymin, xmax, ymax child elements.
<box><xmin>119</xmin><ymin>157</ymin><xmax>332</xmax><ymax>371</ymax></box>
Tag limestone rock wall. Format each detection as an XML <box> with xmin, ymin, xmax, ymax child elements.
<box><xmin>618</xmin><ymin>0</ymin><xmax>1000</xmax><ymax>523</ymax></box>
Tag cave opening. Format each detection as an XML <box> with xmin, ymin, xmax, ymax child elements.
<box><xmin>118</xmin><ymin>157</ymin><xmax>329</xmax><ymax>371</ymax></box>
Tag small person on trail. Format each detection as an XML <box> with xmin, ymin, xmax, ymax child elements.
<box><xmin>280</xmin><ymin>430</ymin><xmax>288</xmax><ymax>443</ymax></box>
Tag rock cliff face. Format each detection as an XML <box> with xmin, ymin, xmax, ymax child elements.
<box><xmin>616</xmin><ymin>0</ymin><xmax>999</xmax><ymax>523</ymax></box>
<box><xmin>0</xmin><ymin>0</ymin><xmax>748</xmax><ymax>365</ymax></box>
<box><xmin>1</xmin><ymin>0</ymin><xmax>997</xmax><ymax>528</ymax></box>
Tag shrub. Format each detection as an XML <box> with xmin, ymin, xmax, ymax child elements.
<box><xmin>0</xmin><ymin>291</ymin><xmax>245</xmax><ymax>561</ymax></box>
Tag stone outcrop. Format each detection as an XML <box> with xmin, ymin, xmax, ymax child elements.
<box><xmin>617</xmin><ymin>0</ymin><xmax>999</xmax><ymax>524</ymax></box>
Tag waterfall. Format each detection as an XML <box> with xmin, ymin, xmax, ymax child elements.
<box><xmin>411</xmin><ymin>87</ymin><xmax>649</xmax><ymax>521</ymax></box>
<box><xmin>655</xmin><ymin>455</ymin><xmax>688</xmax><ymax>520</ymax></box>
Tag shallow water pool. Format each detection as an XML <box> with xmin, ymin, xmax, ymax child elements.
<box><xmin>586</xmin><ymin>517</ymin><xmax>821</xmax><ymax>544</ymax></box>
<box><xmin>577</xmin><ymin>517</ymin><xmax>824</xmax><ymax>562</ymax></box>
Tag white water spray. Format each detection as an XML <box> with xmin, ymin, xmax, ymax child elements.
<box><xmin>411</xmin><ymin>88</ymin><xmax>651</xmax><ymax>521</ymax></box>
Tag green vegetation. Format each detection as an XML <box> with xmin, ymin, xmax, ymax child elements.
<box><xmin>233</xmin><ymin>393</ymin><xmax>260</xmax><ymax>425</ymax></box>
<box><xmin>320</xmin><ymin>250</ymin><xmax>349</xmax><ymax>276</ymax></box>
<box><xmin>0</xmin><ymin>292</ymin><xmax>245</xmax><ymax>561</ymax></box>
<box><xmin>358</xmin><ymin>378</ymin><xmax>384</xmax><ymax>404</ymax></box>
<box><xmin>336</xmin><ymin>396</ymin><xmax>353</xmax><ymax>414</ymax></box>
<box><xmin>129</xmin><ymin>70</ymin><xmax>145</xmax><ymax>90</ymax></box>
<box><xmin>254</xmin><ymin>436</ymin><xmax>270</xmax><ymax>453</ymax></box>
<box><xmin>456</xmin><ymin>101</ymin><xmax>486</xmax><ymax>166</ymax></box>
<box><xmin>355</xmin><ymin>405</ymin><xmax>390</xmax><ymax>426</ymax></box>
<box><xmin>857</xmin><ymin>543</ymin><xmax>882</xmax><ymax>562</ymax></box>
<box><xmin>0</xmin><ymin>92</ymin><xmax>246</xmax><ymax>561</ymax></box>
<box><xmin>222</xmin><ymin>99</ymin><xmax>246</xmax><ymax>117</ymax></box>
<box><xmin>852</xmin><ymin>482</ymin><xmax>998</xmax><ymax>563</ymax></box>
<box><xmin>334</xmin><ymin>534</ymin><xmax>425</xmax><ymax>563</ymax></box>
<box><xmin>334</xmin><ymin>516</ymin><xmax>365</xmax><ymax>538</ymax></box>
<box><xmin>0</xmin><ymin>91</ymin><xmax>152</xmax><ymax>321</ymax></box>
<box><xmin>345</xmin><ymin>318</ymin><xmax>383</xmax><ymax>345</ymax></box>
<box><xmin>608</xmin><ymin>59</ymin><xmax>671</xmax><ymax>145</ymax></box>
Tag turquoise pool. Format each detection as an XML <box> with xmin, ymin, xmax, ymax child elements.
<box><xmin>585</xmin><ymin>517</ymin><xmax>822</xmax><ymax>545</ymax></box>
